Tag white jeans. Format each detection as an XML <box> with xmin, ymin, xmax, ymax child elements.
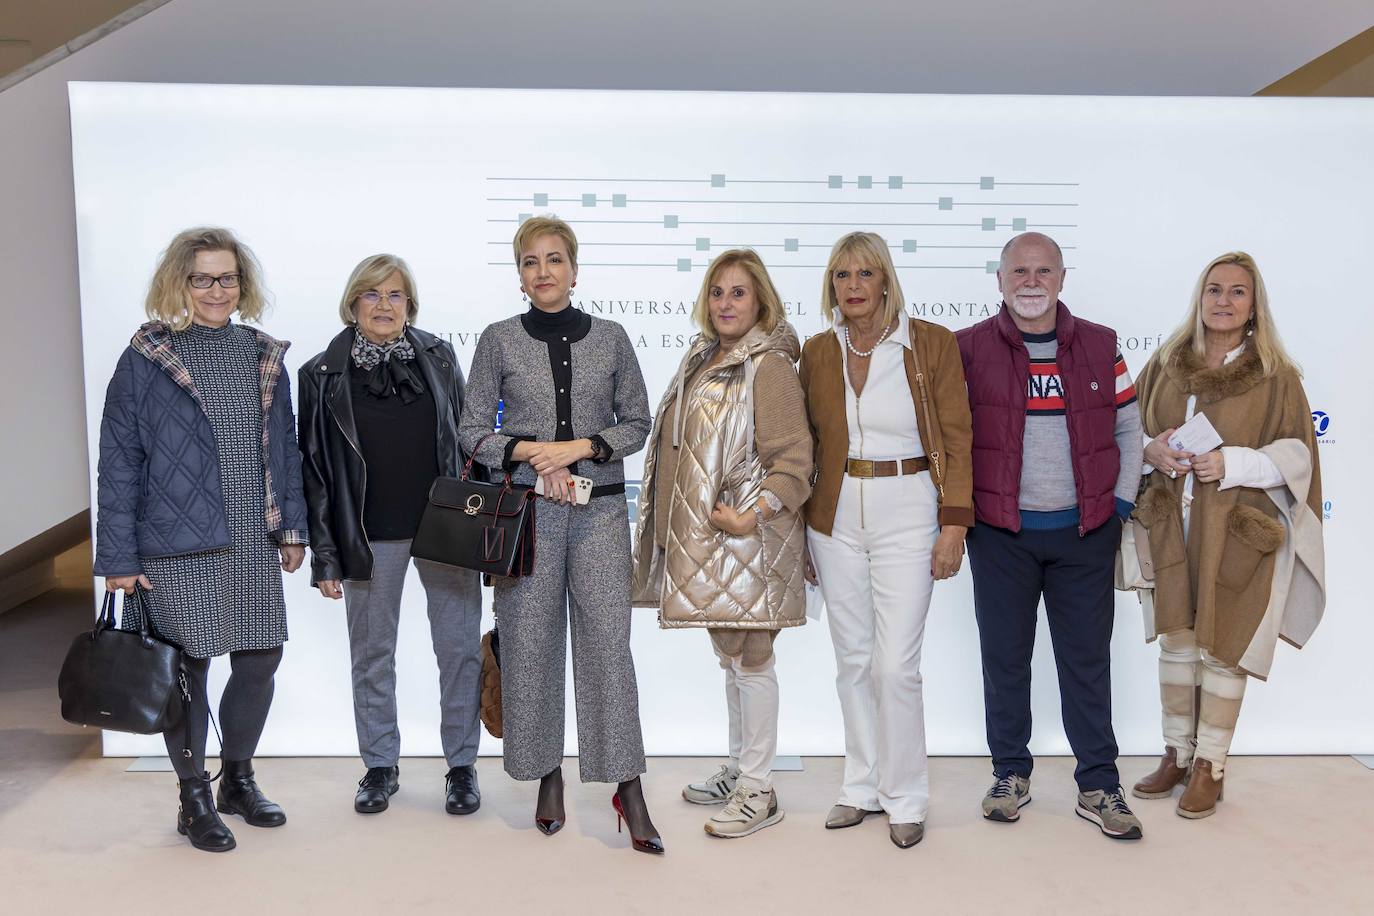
<box><xmin>716</xmin><ymin>640</ymin><xmax>779</xmax><ymax>791</ymax></box>
<box><xmin>807</xmin><ymin>471</ymin><xmax>939</xmax><ymax>824</ymax></box>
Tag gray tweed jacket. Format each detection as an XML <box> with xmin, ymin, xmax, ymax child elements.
<box><xmin>457</xmin><ymin>312</ymin><xmax>651</xmax><ymax>487</ymax></box>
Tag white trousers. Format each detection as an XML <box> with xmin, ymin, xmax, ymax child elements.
<box><xmin>807</xmin><ymin>471</ymin><xmax>939</xmax><ymax>824</ymax></box>
<box><xmin>715</xmin><ymin>641</ymin><xmax>779</xmax><ymax>791</ymax></box>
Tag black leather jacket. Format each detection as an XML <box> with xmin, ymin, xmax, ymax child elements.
<box><xmin>298</xmin><ymin>326</ymin><xmax>471</xmax><ymax>584</ymax></box>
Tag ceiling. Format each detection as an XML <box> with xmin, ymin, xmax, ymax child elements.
<box><xmin>1</xmin><ymin>0</ymin><xmax>1371</xmax><ymax>96</ymax></box>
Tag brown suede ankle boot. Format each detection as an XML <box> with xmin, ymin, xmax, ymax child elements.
<box><xmin>1177</xmin><ymin>758</ymin><xmax>1224</xmax><ymax>818</ymax></box>
<box><xmin>1131</xmin><ymin>747</ymin><xmax>1190</xmax><ymax>799</ymax></box>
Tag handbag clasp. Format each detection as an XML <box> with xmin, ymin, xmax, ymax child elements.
<box><xmin>464</xmin><ymin>494</ymin><xmax>484</xmax><ymax>516</ymax></box>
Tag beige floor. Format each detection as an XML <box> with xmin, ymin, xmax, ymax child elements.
<box><xmin>3</xmin><ymin>546</ymin><xmax>1370</xmax><ymax>915</ymax></box>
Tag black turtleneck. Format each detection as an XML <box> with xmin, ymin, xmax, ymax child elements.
<box><xmin>519</xmin><ymin>303</ymin><xmax>590</xmax><ymax>341</ymax></box>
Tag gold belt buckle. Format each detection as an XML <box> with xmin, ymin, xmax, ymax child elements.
<box><xmin>847</xmin><ymin>458</ymin><xmax>876</xmax><ymax>478</ymax></box>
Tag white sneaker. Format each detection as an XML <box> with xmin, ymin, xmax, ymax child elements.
<box><xmin>682</xmin><ymin>765</ymin><xmax>738</xmax><ymax>805</ymax></box>
<box><xmin>704</xmin><ymin>785</ymin><xmax>784</xmax><ymax>838</ymax></box>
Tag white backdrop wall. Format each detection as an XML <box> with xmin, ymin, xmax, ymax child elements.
<box><xmin>71</xmin><ymin>82</ymin><xmax>1372</xmax><ymax>757</ymax></box>
<box><xmin>3</xmin><ymin>0</ymin><xmax>1370</xmax><ymax>557</ymax></box>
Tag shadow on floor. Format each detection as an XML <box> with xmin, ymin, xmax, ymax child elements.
<box><xmin>0</xmin><ymin>542</ymin><xmax>102</xmax><ymax>811</ymax></box>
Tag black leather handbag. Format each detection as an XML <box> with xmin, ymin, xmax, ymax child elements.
<box><xmin>411</xmin><ymin>437</ymin><xmax>537</xmax><ymax>578</ymax></box>
<box><xmin>58</xmin><ymin>588</ymin><xmax>188</xmax><ymax>736</ymax></box>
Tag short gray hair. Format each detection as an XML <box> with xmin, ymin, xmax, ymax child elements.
<box><xmin>999</xmin><ymin>232</ymin><xmax>1064</xmax><ymax>274</ymax></box>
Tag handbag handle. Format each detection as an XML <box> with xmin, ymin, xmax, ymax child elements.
<box><xmin>462</xmin><ymin>432</ymin><xmax>513</xmax><ymax>486</ymax></box>
<box><xmin>101</xmin><ymin>585</ymin><xmax>158</xmax><ymax>642</ymax></box>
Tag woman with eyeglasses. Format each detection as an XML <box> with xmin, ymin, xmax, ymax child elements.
<box><xmin>95</xmin><ymin>227</ymin><xmax>309</xmax><ymax>852</ymax></box>
<box><xmin>297</xmin><ymin>254</ymin><xmax>483</xmax><ymax>819</ymax></box>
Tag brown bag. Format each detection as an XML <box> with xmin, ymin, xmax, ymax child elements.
<box><xmin>479</xmin><ymin>628</ymin><xmax>503</xmax><ymax>738</ymax></box>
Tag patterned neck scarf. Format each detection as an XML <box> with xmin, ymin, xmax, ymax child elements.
<box><xmin>351</xmin><ymin>330</ymin><xmax>425</xmax><ymax>404</ymax></box>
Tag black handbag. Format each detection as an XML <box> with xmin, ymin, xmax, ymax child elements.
<box><xmin>58</xmin><ymin>588</ymin><xmax>187</xmax><ymax>736</ymax></box>
<box><xmin>410</xmin><ymin>435</ymin><xmax>537</xmax><ymax>578</ymax></box>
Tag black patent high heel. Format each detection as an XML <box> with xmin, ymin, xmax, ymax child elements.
<box><xmin>613</xmin><ymin>778</ymin><xmax>664</xmax><ymax>856</ymax></box>
<box><xmin>535</xmin><ymin>766</ymin><xmax>565</xmax><ymax>836</ymax></box>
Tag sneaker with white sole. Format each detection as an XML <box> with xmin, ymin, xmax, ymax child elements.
<box><xmin>704</xmin><ymin>785</ymin><xmax>784</xmax><ymax>838</ymax></box>
<box><xmin>682</xmin><ymin>765</ymin><xmax>738</xmax><ymax>805</ymax></box>
<box><xmin>1076</xmin><ymin>786</ymin><xmax>1144</xmax><ymax>840</ymax></box>
<box><xmin>981</xmin><ymin>773</ymin><xmax>1031</xmax><ymax>822</ymax></box>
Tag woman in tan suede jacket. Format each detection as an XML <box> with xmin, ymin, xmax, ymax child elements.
<box><xmin>799</xmin><ymin>231</ymin><xmax>973</xmax><ymax>849</ymax></box>
<box><xmin>633</xmin><ymin>248</ymin><xmax>812</xmax><ymax>840</ymax></box>
<box><xmin>1130</xmin><ymin>251</ymin><xmax>1324</xmax><ymax>819</ymax></box>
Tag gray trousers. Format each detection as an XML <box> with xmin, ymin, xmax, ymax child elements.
<box><xmin>343</xmin><ymin>540</ymin><xmax>483</xmax><ymax>768</ymax></box>
<box><xmin>493</xmin><ymin>496</ymin><xmax>646</xmax><ymax>783</ymax></box>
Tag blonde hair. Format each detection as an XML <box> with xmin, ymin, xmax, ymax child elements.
<box><xmin>820</xmin><ymin>232</ymin><xmax>905</xmax><ymax>327</ymax></box>
<box><xmin>691</xmin><ymin>249</ymin><xmax>786</xmax><ymax>341</ymax></box>
<box><xmin>338</xmin><ymin>253</ymin><xmax>420</xmax><ymax>325</ymax></box>
<box><xmin>1158</xmin><ymin>251</ymin><xmax>1299</xmax><ymax>378</ymax></box>
<box><xmin>144</xmin><ymin>227</ymin><xmax>268</xmax><ymax>331</ymax></box>
<box><xmin>512</xmin><ymin>215</ymin><xmax>578</xmax><ymax>269</ymax></box>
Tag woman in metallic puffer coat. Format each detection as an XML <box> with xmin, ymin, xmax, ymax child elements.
<box><xmin>633</xmin><ymin>248</ymin><xmax>813</xmax><ymax>839</ymax></box>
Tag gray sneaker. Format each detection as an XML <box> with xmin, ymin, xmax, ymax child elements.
<box><xmin>682</xmin><ymin>765</ymin><xmax>738</xmax><ymax>805</ymax></box>
<box><xmin>981</xmin><ymin>774</ymin><xmax>1031</xmax><ymax>822</ymax></box>
<box><xmin>704</xmin><ymin>785</ymin><xmax>784</xmax><ymax>838</ymax></box>
<box><xmin>1076</xmin><ymin>787</ymin><xmax>1144</xmax><ymax>840</ymax></box>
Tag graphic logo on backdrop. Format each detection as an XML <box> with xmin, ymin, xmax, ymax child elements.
<box><xmin>1323</xmin><ymin>499</ymin><xmax>1332</xmax><ymax>522</ymax></box>
<box><xmin>489</xmin><ymin>171</ymin><xmax>1082</xmax><ymax>342</ymax></box>
<box><xmin>1312</xmin><ymin>410</ymin><xmax>1334</xmax><ymax>446</ymax></box>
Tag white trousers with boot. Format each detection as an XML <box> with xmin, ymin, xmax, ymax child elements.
<box><xmin>714</xmin><ymin>640</ymin><xmax>779</xmax><ymax>791</ymax></box>
<box><xmin>1158</xmin><ymin>628</ymin><xmax>1247</xmax><ymax>777</ymax></box>
<box><xmin>808</xmin><ymin>472</ymin><xmax>939</xmax><ymax>824</ymax></box>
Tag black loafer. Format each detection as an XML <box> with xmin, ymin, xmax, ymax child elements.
<box><xmin>445</xmin><ymin>764</ymin><xmax>481</xmax><ymax>815</ymax></box>
<box><xmin>355</xmin><ymin>765</ymin><xmax>400</xmax><ymax>814</ymax></box>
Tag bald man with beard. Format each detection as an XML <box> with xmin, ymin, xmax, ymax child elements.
<box><xmin>956</xmin><ymin>232</ymin><xmax>1145</xmax><ymax>841</ymax></box>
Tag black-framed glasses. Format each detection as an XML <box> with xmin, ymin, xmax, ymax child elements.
<box><xmin>188</xmin><ymin>274</ymin><xmax>240</xmax><ymax>289</ymax></box>
<box><xmin>358</xmin><ymin>291</ymin><xmax>409</xmax><ymax>307</ymax></box>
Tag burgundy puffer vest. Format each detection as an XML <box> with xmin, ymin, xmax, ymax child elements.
<box><xmin>956</xmin><ymin>303</ymin><xmax>1120</xmax><ymax>534</ymax></box>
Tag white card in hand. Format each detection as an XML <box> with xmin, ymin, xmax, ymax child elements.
<box><xmin>1168</xmin><ymin>412</ymin><xmax>1223</xmax><ymax>460</ymax></box>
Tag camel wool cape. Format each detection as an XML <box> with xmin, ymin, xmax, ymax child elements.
<box><xmin>1134</xmin><ymin>345</ymin><xmax>1325</xmax><ymax>679</ymax></box>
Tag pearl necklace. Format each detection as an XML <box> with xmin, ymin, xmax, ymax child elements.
<box><xmin>845</xmin><ymin>321</ymin><xmax>893</xmax><ymax>358</ymax></box>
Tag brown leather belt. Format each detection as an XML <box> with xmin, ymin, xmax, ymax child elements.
<box><xmin>845</xmin><ymin>457</ymin><xmax>930</xmax><ymax>478</ymax></box>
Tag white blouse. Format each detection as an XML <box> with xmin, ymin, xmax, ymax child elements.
<box><xmin>838</xmin><ymin>313</ymin><xmax>924</xmax><ymax>461</ymax></box>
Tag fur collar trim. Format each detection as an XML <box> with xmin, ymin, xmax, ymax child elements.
<box><xmin>1163</xmin><ymin>344</ymin><xmax>1265</xmax><ymax>403</ymax></box>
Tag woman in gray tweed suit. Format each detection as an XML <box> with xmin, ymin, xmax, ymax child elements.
<box><xmin>458</xmin><ymin>215</ymin><xmax>663</xmax><ymax>855</ymax></box>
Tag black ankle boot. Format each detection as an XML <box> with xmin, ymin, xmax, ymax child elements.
<box><xmin>216</xmin><ymin>759</ymin><xmax>286</xmax><ymax>827</ymax></box>
<box><xmin>535</xmin><ymin>766</ymin><xmax>565</xmax><ymax>835</ymax></box>
<box><xmin>178</xmin><ymin>775</ymin><xmax>236</xmax><ymax>852</ymax></box>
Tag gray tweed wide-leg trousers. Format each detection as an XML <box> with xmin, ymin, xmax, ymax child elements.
<box><xmin>493</xmin><ymin>495</ymin><xmax>647</xmax><ymax>783</ymax></box>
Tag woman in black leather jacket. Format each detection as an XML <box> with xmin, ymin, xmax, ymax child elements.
<box><xmin>298</xmin><ymin>253</ymin><xmax>483</xmax><ymax>817</ymax></box>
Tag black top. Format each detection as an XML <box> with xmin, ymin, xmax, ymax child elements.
<box><xmin>349</xmin><ymin>361</ymin><xmax>440</xmax><ymax>539</ymax></box>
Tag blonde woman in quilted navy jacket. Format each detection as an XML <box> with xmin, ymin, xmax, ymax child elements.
<box><xmin>95</xmin><ymin>227</ymin><xmax>308</xmax><ymax>854</ymax></box>
<box><xmin>633</xmin><ymin>249</ymin><xmax>813</xmax><ymax>839</ymax></box>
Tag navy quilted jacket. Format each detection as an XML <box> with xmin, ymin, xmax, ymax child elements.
<box><xmin>94</xmin><ymin>322</ymin><xmax>309</xmax><ymax>577</ymax></box>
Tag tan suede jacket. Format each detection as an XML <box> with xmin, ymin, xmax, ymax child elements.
<box><xmin>799</xmin><ymin>317</ymin><xmax>975</xmax><ymax>535</ymax></box>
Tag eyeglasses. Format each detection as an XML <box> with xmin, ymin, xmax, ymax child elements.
<box><xmin>188</xmin><ymin>274</ymin><xmax>240</xmax><ymax>289</ymax></box>
<box><xmin>358</xmin><ymin>291</ymin><xmax>410</xmax><ymax>307</ymax></box>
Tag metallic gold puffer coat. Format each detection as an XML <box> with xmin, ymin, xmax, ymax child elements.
<box><xmin>632</xmin><ymin>321</ymin><xmax>806</xmax><ymax>629</ymax></box>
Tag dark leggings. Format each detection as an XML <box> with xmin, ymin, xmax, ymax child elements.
<box><xmin>164</xmin><ymin>647</ymin><xmax>283</xmax><ymax>780</ymax></box>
